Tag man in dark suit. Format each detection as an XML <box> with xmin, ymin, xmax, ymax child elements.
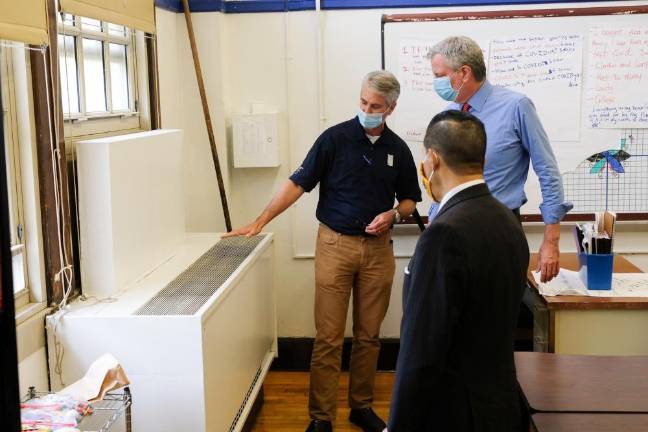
<box><xmin>387</xmin><ymin>110</ymin><xmax>530</xmax><ymax>432</ymax></box>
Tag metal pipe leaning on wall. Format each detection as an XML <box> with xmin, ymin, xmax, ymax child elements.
<box><xmin>181</xmin><ymin>0</ymin><xmax>233</xmax><ymax>232</ymax></box>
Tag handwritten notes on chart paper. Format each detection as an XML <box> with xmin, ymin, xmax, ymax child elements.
<box><xmin>395</xmin><ymin>39</ymin><xmax>489</xmax><ymax>143</ymax></box>
<box><xmin>489</xmin><ymin>35</ymin><xmax>583</xmax><ymax>141</ymax></box>
<box><xmin>396</xmin><ymin>39</ymin><xmax>441</xmax><ymax>144</ymax></box>
<box><xmin>586</xmin><ymin>26</ymin><xmax>648</xmax><ymax>128</ymax></box>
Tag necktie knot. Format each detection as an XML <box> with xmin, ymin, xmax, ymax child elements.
<box><xmin>461</xmin><ymin>102</ymin><xmax>471</xmax><ymax>112</ymax></box>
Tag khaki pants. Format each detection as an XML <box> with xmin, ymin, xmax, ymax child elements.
<box><xmin>309</xmin><ymin>224</ymin><xmax>396</xmax><ymax>422</ymax></box>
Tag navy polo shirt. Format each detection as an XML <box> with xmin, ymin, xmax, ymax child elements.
<box><xmin>290</xmin><ymin>116</ymin><xmax>422</xmax><ymax>236</ymax></box>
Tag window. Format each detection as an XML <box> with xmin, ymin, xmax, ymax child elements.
<box><xmin>57</xmin><ymin>13</ymin><xmax>147</xmax><ymax>138</ymax></box>
<box><xmin>1</xmin><ymin>45</ymin><xmax>29</xmax><ymax>309</ymax></box>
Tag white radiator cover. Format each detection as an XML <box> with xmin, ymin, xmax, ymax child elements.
<box><xmin>47</xmin><ymin>233</ymin><xmax>276</xmax><ymax>432</ymax></box>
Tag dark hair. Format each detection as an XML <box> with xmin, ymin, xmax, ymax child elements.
<box><xmin>423</xmin><ymin>110</ymin><xmax>486</xmax><ymax>175</ymax></box>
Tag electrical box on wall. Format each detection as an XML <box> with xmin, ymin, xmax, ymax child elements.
<box><xmin>232</xmin><ymin>112</ymin><xmax>280</xmax><ymax>168</ymax></box>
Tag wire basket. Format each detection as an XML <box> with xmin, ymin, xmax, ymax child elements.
<box><xmin>23</xmin><ymin>387</ymin><xmax>132</xmax><ymax>432</ymax></box>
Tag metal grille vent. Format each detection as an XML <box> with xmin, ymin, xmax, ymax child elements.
<box><xmin>134</xmin><ymin>235</ymin><xmax>265</xmax><ymax>316</ymax></box>
<box><xmin>229</xmin><ymin>365</ymin><xmax>263</xmax><ymax>432</ymax></box>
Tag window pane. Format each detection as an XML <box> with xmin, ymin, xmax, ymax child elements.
<box><xmin>57</xmin><ymin>13</ymin><xmax>75</xmax><ymax>27</ymax></box>
<box><xmin>12</xmin><ymin>250</ymin><xmax>26</xmax><ymax>294</ymax></box>
<box><xmin>3</xmin><ymin>138</ymin><xmax>16</xmax><ymax>246</ymax></box>
<box><xmin>58</xmin><ymin>35</ymin><xmax>80</xmax><ymax>115</ymax></box>
<box><xmin>1</xmin><ymin>86</ymin><xmax>16</xmax><ymax>247</ymax></box>
<box><xmin>108</xmin><ymin>24</ymin><xmax>126</xmax><ymax>37</ymax></box>
<box><xmin>80</xmin><ymin>17</ymin><xmax>101</xmax><ymax>32</ymax></box>
<box><xmin>109</xmin><ymin>44</ymin><xmax>129</xmax><ymax>111</ymax></box>
<box><xmin>82</xmin><ymin>38</ymin><xmax>107</xmax><ymax>112</ymax></box>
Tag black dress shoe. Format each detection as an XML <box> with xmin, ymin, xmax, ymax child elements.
<box><xmin>349</xmin><ymin>407</ymin><xmax>386</xmax><ymax>432</ymax></box>
<box><xmin>305</xmin><ymin>419</ymin><xmax>333</xmax><ymax>432</ymax></box>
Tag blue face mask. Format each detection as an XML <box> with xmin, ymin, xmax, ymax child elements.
<box><xmin>357</xmin><ymin>110</ymin><xmax>385</xmax><ymax>129</ymax></box>
<box><xmin>433</xmin><ymin>75</ymin><xmax>460</xmax><ymax>102</ymax></box>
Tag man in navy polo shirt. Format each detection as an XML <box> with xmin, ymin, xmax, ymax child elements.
<box><xmin>224</xmin><ymin>71</ymin><xmax>421</xmax><ymax>432</ymax></box>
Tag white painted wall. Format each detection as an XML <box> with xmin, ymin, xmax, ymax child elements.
<box><xmin>156</xmin><ymin>5</ymin><xmax>648</xmax><ymax>339</ymax></box>
<box><xmin>17</xmin><ymin>309</ymin><xmax>50</xmax><ymax>395</ymax></box>
<box><xmin>156</xmin><ymin>9</ymin><xmax>230</xmax><ymax>233</ymax></box>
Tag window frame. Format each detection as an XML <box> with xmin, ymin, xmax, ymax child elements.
<box><xmin>57</xmin><ymin>14</ymin><xmax>142</xmax><ymax>138</ymax></box>
<box><xmin>1</xmin><ymin>45</ymin><xmax>30</xmax><ymax>310</ymax></box>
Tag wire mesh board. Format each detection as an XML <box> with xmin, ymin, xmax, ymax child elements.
<box><xmin>134</xmin><ymin>235</ymin><xmax>266</xmax><ymax>316</ymax></box>
<box><xmin>563</xmin><ymin>129</ymin><xmax>648</xmax><ymax>213</ymax></box>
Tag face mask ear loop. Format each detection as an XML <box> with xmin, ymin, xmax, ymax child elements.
<box><xmin>424</xmin><ymin>152</ymin><xmax>435</xmax><ymax>184</ymax></box>
<box><xmin>427</xmin><ymin>160</ymin><xmax>435</xmax><ymax>184</ymax></box>
<box><xmin>453</xmin><ymin>67</ymin><xmax>469</xmax><ymax>99</ymax></box>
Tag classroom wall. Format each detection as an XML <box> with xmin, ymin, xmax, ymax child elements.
<box><xmin>155</xmin><ymin>3</ymin><xmax>648</xmax><ymax>338</ymax></box>
<box><xmin>16</xmin><ymin>310</ymin><xmax>50</xmax><ymax>395</ymax></box>
<box><xmin>156</xmin><ymin>8</ymin><xmax>230</xmax><ymax>233</ymax></box>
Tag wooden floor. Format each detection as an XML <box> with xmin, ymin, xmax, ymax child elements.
<box><xmin>250</xmin><ymin>371</ymin><xmax>395</xmax><ymax>431</ymax></box>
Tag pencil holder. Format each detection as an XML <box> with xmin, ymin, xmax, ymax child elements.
<box><xmin>577</xmin><ymin>252</ymin><xmax>614</xmax><ymax>290</ymax></box>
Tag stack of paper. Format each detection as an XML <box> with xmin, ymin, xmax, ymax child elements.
<box><xmin>533</xmin><ymin>270</ymin><xmax>648</xmax><ymax>297</ymax></box>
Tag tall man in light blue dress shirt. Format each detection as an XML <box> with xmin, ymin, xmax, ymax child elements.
<box><xmin>427</xmin><ymin>36</ymin><xmax>572</xmax><ymax>283</ymax></box>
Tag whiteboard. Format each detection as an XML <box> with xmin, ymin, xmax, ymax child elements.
<box><xmin>382</xmin><ymin>5</ymin><xmax>648</xmax><ymax>219</ymax></box>
<box><xmin>291</xmin><ymin>3</ymin><xmax>648</xmax><ymax>257</ymax></box>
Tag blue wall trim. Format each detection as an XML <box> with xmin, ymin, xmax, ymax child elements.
<box><xmin>154</xmin><ymin>0</ymin><xmax>315</xmax><ymax>13</ymax></box>
<box><xmin>155</xmin><ymin>0</ymin><xmax>614</xmax><ymax>13</ymax></box>
<box><xmin>155</xmin><ymin>0</ymin><xmax>183</xmax><ymax>12</ymax></box>
<box><xmin>321</xmin><ymin>0</ymin><xmax>598</xmax><ymax>8</ymax></box>
<box><xmin>227</xmin><ymin>0</ymin><xmax>315</xmax><ymax>12</ymax></box>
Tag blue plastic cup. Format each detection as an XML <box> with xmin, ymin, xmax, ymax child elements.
<box><xmin>578</xmin><ymin>252</ymin><xmax>614</xmax><ymax>290</ymax></box>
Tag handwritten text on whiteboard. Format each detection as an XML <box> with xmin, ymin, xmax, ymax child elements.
<box><xmin>586</xmin><ymin>26</ymin><xmax>648</xmax><ymax>128</ymax></box>
<box><xmin>488</xmin><ymin>34</ymin><xmax>583</xmax><ymax>141</ymax></box>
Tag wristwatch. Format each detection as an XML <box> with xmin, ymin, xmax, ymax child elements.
<box><xmin>392</xmin><ymin>208</ymin><xmax>402</xmax><ymax>224</ymax></box>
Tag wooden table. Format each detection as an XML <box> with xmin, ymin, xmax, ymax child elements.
<box><xmin>532</xmin><ymin>413</ymin><xmax>648</xmax><ymax>432</ymax></box>
<box><xmin>526</xmin><ymin>253</ymin><xmax>648</xmax><ymax>354</ymax></box>
<box><xmin>515</xmin><ymin>352</ymin><xmax>648</xmax><ymax>413</ymax></box>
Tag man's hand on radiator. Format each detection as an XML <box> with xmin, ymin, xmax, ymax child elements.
<box><xmin>222</xmin><ymin>180</ymin><xmax>303</xmax><ymax>239</ymax></box>
<box><xmin>221</xmin><ymin>220</ymin><xmax>264</xmax><ymax>238</ymax></box>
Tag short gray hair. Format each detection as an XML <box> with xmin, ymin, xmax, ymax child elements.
<box><xmin>428</xmin><ymin>36</ymin><xmax>486</xmax><ymax>81</ymax></box>
<box><xmin>362</xmin><ymin>70</ymin><xmax>400</xmax><ymax>105</ymax></box>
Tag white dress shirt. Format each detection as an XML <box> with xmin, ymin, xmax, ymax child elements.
<box><xmin>435</xmin><ymin>179</ymin><xmax>486</xmax><ymax>215</ymax></box>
